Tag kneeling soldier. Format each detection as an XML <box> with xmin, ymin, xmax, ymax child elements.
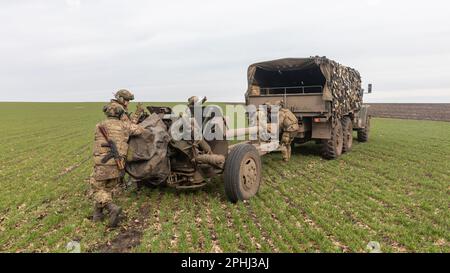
<box><xmin>90</xmin><ymin>103</ymin><xmax>144</xmax><ymax>227</ymax></box>
<box><xmin>267</xmin><ymin>101</ymin><xmax>300</xmax><ymax>162</ymax></box>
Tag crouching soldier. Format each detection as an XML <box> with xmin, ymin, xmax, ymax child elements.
<box><xmin>267</xmin><ymin>101</ymin><xmax>300</xmax><ymax>162</ymax></box>
<box><xmin>89</xmin><ymin>103</ymin><xmax>144</xmax><ymax>227</ymax></box>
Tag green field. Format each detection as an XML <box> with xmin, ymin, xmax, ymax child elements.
<box><xmin>0</xmin><ymin>102</ymin><xmax>449</xmax><ymax>253</ymax></box>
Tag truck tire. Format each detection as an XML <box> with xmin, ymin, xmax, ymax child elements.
<box><xmin>322</xmin><ymin>120</ymin><xmax>343</xmax><ymax>160</ymax></box>
<box><xmin>223</xmin><ymin>144</ymin><xmax>261</xmax><ymax>203</ymax></box>
<box><xmin>357</xmin><ymin>117</ymin><xmax>370</xmax><ymax>142</ymax></box>
<box><xmin>342</xmin><ymin>117</ymin><xmax>353</xmax><ymax>153</ymax></box>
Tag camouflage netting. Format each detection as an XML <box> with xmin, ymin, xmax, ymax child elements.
<box><xmin>126</xmin><ymin>113</ymin><xmax>171</xmax><ymax>185</ymax></box>
<box><xmin>315</xmin><ymin>57</ymin><xmax>363</xmax><ymax>119</ymax></box>
<box><xmin>247</xmin><ymin>56</ymin><xmax>363</xmax><ymax>119</ymax></box>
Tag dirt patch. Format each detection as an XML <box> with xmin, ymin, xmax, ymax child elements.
<box><xmin>100</xmin><ymin>229</ymin><xmax>143</xmax><ymax>253</ymax></box>
<box><xmin>96</xmin><ymin>204</ymin><xmax>151</xmax><ymax>253</ymax></box>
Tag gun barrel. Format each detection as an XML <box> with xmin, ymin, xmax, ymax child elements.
<box><xmin>225</xmin><ymin>126</ymin><xmax>258</xmax><ymax>139</ymax></box>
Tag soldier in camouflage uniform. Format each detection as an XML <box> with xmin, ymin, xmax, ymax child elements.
<box><xmin>187</xmin><ymin>96</ymin><xmax>199</xmax><ymax>107</ymax></box>
<box><xmin>109</xmin><ymin>89</ymin><xmax>144</xmax><ymax>124</ymax></box>
<box><xmin>266</xmin><ymin>101</ymin><xmax>300</xmax><ymax>162</ymax></box>
<box><xmin>89</xmin><ymin>103</ymin><xmax>144</xmax><ymax>227</ymax></box>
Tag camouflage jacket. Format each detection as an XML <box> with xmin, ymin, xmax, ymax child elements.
<box><xmin>92</xmin><ymin>117</ymin><xmax>144</xmax><ymax>180</ymax></box>
<box><xmin>279</xmin><ymin>108</ymin><xmax>300</xmax><ymax>133</ymax></box>
<box><xmin>109</xmin><ymin>100</ymin><xmax>140</xmax><ymax>124</ymax></box>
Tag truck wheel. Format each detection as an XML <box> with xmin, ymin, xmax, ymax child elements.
<box><xmin>223</xmin><ymin>144</ymin><xmax>261</xmax><ymax>203</ymax></box>
<box><xmin>322</xmin><ymin>120</ymin><xmax>343</xmax><ymax>160</ymax></box>
<box><xmin>357</xmin><ymin>117</ymin><xmax>370</xmax><ymax>142</ymax></box>
<box><xmin>342</xmin><ymin>117</ymin><xmax>353</xmax><ymax>153</ymax></box>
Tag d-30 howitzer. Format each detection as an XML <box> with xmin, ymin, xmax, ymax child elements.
<box><xmin>98</xmin><ymin>125</ymin><xmax>125</xmax><ymax>170</ymax></box>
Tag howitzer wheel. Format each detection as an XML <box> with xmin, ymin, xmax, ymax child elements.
<box><xmin>223</xmin><ymin>144</ymin><xmax>261</xmax><ymax>203</ymax></box>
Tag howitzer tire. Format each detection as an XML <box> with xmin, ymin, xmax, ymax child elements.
<box><xmin>357</xmin><ymin>117</ymin><xmax>370</xmax><ymax>142</ymax></box>
<box><xmin>224</xmin><ymin>144</ymin><xmax>261</xmax><ymax>203</ymax></box>
<box><xmin>342</xmin><ymin>117</ymin><xmax>353</xmax><ymax>153</ymax></box>
<box><xmin>322</xmin><ymin>120</ymin><xmax>344</xmax><ymax>160</ymax></box>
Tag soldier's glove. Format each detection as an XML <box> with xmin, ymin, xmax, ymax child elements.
<box><xmin>135</xmin><ymin>102</ymin><xmax>144</xmax><ymax>115</ymax></box>
<box><xmin>267</xmin><ymin>123</ymin><xmax>272</xmax><ymax>134</ymax></box>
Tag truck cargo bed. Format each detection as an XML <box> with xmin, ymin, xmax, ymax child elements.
<box><xmin>248</xmin><ymin>93</ymin><xmax>328</xmax><ymax>115</ymax></box>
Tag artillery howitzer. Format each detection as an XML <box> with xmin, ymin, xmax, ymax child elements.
<box><xmin>126</xmin><ymin>100</ymin><xmax>277</xmax><ymax>203</ymax></box>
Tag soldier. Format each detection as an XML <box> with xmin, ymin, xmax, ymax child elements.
<box><xmin>109</xmin><ymin>89</ymin><xmax>144</xmax><ymax>124</ymax></box>
<box><xmin>89</xmin><ymin>103</ymin><xmax>144</xmax><ymax>227</ymax></box>
<box><xmin>187</xmin><ymin>96</ymin><xmax>207</xmax><ymax>114</ymax></box>
<box><xmin>185</xmin><ymin>96</ymin><xmax>217</xmax><ymax>158</ymax></box>
<box><xmin>187</xmin><ymin>96</ymin><xmax>199</xmax><ymax>107</ymax></box>
<box><xmin>267</xmin><ymin>101</ymin><xmax>299</xmax><ymax>162</ymax></box>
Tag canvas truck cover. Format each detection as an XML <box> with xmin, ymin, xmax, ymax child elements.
<box><xmin>126</xmin><ymin>113</ymin><xmax>171</xmax><ymax>185</ymax></box>
<box><xmin>246</xmin><ymin>56</ymin><xmax>363</xmax><ymax>118</ymax></box>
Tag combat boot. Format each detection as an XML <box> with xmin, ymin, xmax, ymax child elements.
<box><xmin>280</xmin><ymin>146</ymin><xmax>289</xmax><ymax>162</ymax></box>
<box><xmin>92</xmin><ymin>204</ymin><xmax>104</xmax><ymax>222</ymax></box>
<box><xmin>106</xmin><ymin>203</ymin><xmax>122</xmax><ymax>228</ymax></box>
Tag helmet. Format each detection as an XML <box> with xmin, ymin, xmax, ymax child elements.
<box><xmin>103</xmin><ymin>103</ymin><xmax>125</xmax><ymax>118</ymax></box>
<box><xmin>274</xmin><ymin>100</ymin><xmax>284</xmax><ymax>107</ymax></box>
<box><xmin>188</xmin><ymin>96</ymin><xmax>199</xmax><ymax>106</ymax></box>
<box><xmin>114</xmin><ymin>89</ymin><xmax>135</xmax><ymax>104</ymax></box>
<box><xmin>263</xmin><ymin>100</ymin><xmax>283</xmax><ymax>106</ymax></box>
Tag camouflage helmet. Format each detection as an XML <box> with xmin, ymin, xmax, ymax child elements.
<box><xmin>103</xmin><ymin>103</ymin><xmax>125</xmax><ymax>118</ymax></box>
<box><xmin>188</xmin><ymin>96</ymin><xmax>199</xmax><ymax>106</ymax></box>
<box><xmin>263</xmin><ymin>100</ymin><xmax>283</xmax><ymax>106</ymax></box>
<box><xmin>274</xmin><ymin>100</ymin><xmax>284</xmax><ymax>107</ymax></box>
<box><xmin>114</xmin><ymin>89</ymin><xmax>135</xmax><ymax>104</ymax></box>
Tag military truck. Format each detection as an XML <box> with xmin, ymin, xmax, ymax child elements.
<box><xmin>245</xmin><ymin>56</ymin><xmax>371</xmax><ymax>159</ymax></box>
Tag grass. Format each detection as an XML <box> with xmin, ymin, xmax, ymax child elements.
<box><xmin>0</xmin><ymin>102</ymin><xmax>449</xmax><ymax>253</ymax></box>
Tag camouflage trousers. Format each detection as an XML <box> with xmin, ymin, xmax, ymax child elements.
<box><xmin>89</xmin><ymin>177</ymin><xmax>121</xmax><ymax>208</ymax></box>
<box><xmin>280</xmin><ymin>131</ymin><xmax>297</xmax><ymax>162</ymax></box>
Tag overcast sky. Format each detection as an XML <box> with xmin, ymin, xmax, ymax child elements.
<box><xmin>1</xmin><ymin>0</ymin><xmax>449</xmax><ymax>103</ymax></box>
